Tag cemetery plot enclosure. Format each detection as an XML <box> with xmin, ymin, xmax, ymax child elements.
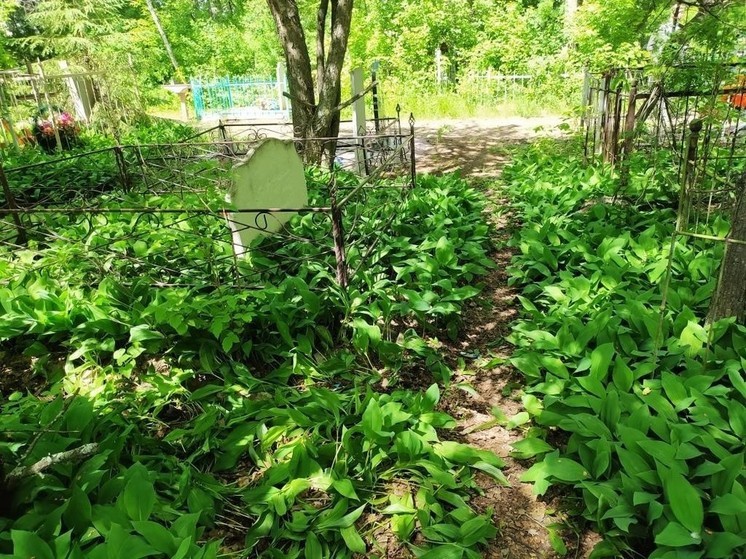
<box><xmin>582</xmin><ymin>62</ymin><xmax>746</xmax><ymax>239</ymax></box>
<box><xmin>0</xmin><ymin>123</ymin><xmax>416</xmax><ymax>291</ymax></box>
<box><xmin>187</xmin><ymin>111</ymin><xmax>408</xmax><ymax>175</ymax></box>
<box><xmin>582</xmin><ymin>62</ymin><xmax>746</xmax><ymax>167</ymax></box>
<box><xmin>582</xmin><ymin>62</ymin><xmax>746</xmax><ymax>343</ymax></box>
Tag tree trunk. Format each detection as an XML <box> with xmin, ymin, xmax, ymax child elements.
<box><xmin>709</xmin><ymin>173</ymin><xmax>746</xmax><ymax>324</ymax></box>
<box><xmin>145</xmin><ymin>0</ymin><xmax>184</xmax><ymax>82</ymax></box>
<box><xmin>565</xmin><ymin>0</ymin><xmax>578</xmax><ymax>25</ymax></box>
<box><xmin>266</xmin><ymin>0</ymin><xmax>354</xmax><ymax>166</ymax></box>
<box><xmin>313</xmin><ymin>0</ymin><xmax>352</xmax><ymax>163</ymax></box>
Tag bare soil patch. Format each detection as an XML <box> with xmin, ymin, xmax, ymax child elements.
<box><xmin>415</xmin><ymin>117</ymin><xmax>565</xmax><ymax>177</ymax></box>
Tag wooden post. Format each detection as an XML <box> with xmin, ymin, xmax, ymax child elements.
<box><xmin>350</xmin><ymin>67</ymin><xmax>367</xmax><ymax>174</ymax></box>
<box><xmin>25</xmin><ymin>61</ymin><xmax>41</xmax><ymax>107</ymax></box>
<box><xmin>329</xmin><ymin>176</ymin><xmax>348</xmax><ymax>288</ymax></box>
<box><xmin>609</xmin><ymin>83</ymin><xmax>624</xmax><ymax>165</ymax></box>
<box><xmin>0</xmin><ymin>162</ymin><xmax>27</xmax><ymax>244</ymax></box>
<box><xmin>596</xmin><ymin>72</ymin><xmax>610</xmax><ymax>158</ymax></box>
<box><xmin>0</xmin><ymin>81</ymin><xmax>20</xmax><ymax>149</ymax></box>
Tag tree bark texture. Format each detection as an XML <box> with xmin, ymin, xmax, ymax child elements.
<box><xmin>266</xmin><ymin>0</ymin><xmax>354</xmax><ymax>165</ymax></box>
<box><xmin>316</xmin><ymin>0</ymin><xmax>329</xmax><ymax>99</ymax></box>
<box><xmin>709</xmin><ymin>173</ymin><xmax>746</xmax><ymax>324</ymax></box>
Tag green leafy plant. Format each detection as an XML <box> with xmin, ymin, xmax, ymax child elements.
<box><xmin>503</xmin><ymin>139</ymin><xmax>746</xmax><ymax>559</ymax></box>
<box><xmin>0</xmin><ymin>168</ymin><xmax>502</xmax><ymax>558</ymax></box>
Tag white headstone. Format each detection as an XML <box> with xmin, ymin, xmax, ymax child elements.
<box><xmin>228</xmin><ymin>139</ymin><xmax>308</xmax><ymax>256</ymax></box>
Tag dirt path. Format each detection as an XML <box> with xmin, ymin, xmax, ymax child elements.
<box><xmin>420</xmin><ymin>117</ymin><xmax>598</xmax><ymax>558</ymax></box>
<box><xmin>414</xmin><ymin>117</ymin><xmax>564</xmax><ymax>176</ymax></box>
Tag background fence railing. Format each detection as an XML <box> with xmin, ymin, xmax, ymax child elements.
<box><xmin>190</xmin><ymin>74</ymin><xmax>291</xmax><ymax>121</ymax></box>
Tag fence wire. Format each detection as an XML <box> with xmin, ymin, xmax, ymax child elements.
<box><xmin>0</xmin><ymin>119</ymin><xmax>416</xmax><ymax>290</ymax></box>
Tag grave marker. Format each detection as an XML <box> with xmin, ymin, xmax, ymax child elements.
<box><xmin>228</xmin><ymin>139</ymin><xmax>308</xmax><ymax>256</ymax></box>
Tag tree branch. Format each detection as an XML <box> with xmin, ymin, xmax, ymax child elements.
<box><xmin>5</xmin><ymin>443</ymin><xmax>99</xmax><ymax>488</ymax></box>
<box><xmin>316</xmin><ymin>0</ymin><xmax>329</xmax><ymax>98</ymax></box>
<box><xmin>331</xmin><ymin>80</ymin><xmax>377</xmax><ymax>115</ymax></box>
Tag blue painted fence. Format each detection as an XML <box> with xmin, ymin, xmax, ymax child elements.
<box><xmin>190</xmin><ymin>76</ymin><xmax>289</xmax><ymax>121</ymax></box>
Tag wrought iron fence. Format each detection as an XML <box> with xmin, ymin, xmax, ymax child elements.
<box><xmin>0</xmin><ymin>119</ymin><xmax>416</xmax><ymax>291</ymax></box>
<box><xmin>581</xmin><ymin>62</ymin><xmax>746</xmax><ymax>167</ymax></box>
<box><xmin>184</xmin><ymin>110</ymin><xmax>409</xmax><ymax>176</ymax></box>
<box><xmin>580</xmin><ymin>63</ymin><xmax>746</xmax><ymax>351</ymax></box>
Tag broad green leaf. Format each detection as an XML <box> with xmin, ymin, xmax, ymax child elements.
<box><xmin>11</xmin><ymin>530</ymin><xmax>55</xmax><ymax>559</ymax></box>
<box><xmin>305</xmin><ymin>533</ymin><xmax>322</xmax><ymax>559</ymax></box>
<box><xmin>435</xmin><ymin>236</ymin><xmax>455</xmax><ymax>265</ymax></box>
<box><xmin>423</xmin><ymin>384</ymin><xmax>440</xmax><ymax>412</ymax></box>
<box><xmin>417</xmin><ymin>543</ymin><xmax>464</xmax><ymax>559</ymax></box>
<box><xmin>382</xmin><ymin>503</ymin><xmax>417</xmax><ymax>515</ymax></box>
<box><xmin>612</xmin><ymin>358</ymin><xmax>633</xmax><ymax>392</ymax></box>
<box><xmin>435</xmin><ymin>441</ymin><xmax>480</xmax><ymax>464</ymax></box>
<box><xmin>589</xmin><ymin>343</ymin><xmax>614</xmax><ymax>381</ymax></box>
<box><xmin>706</xmin><ymin>532</ymin><xmax>746</xmax><ymax>558</ymax></box>
<box><xmin>391</xmin><ymin>513</ymin><xmax>416</xmax><ymax>540</ymax></box>
<box><xmin>131</xmin><ymin>521</ymin><xmax>176</xmax><ymax>555</ymax></box>
<box><xmin>680</xmin><ymin>321</ymin><xmax>707</xmax><ymax>357</ymax></box>
<box><xmin>544</xmin><ymin>452</ymin><xmax>588</xmax><ymax>482</ymax></box>
<box><xmin>340</xmin><ymin>525</ymin><xmax>366</xmax><ymax>553</ymax></box>
<box><xmin>709</xmin><ymin>494</ymin><xmax>746</xmax><ymax>515</ymax></box>
<box><xmin>122</xmin><ymin>469</ymin><xmax>156</xmax><ymax>522</ymax></box>
<box><xmin>63</xmin><ymin>486</ymin><xmax>92</xmax><ymax>534</ymax></box>
<box><xmin>511</xmin><ymin>437</ymin><xmax>554</xmax><ymax>459</ymax></box>
<box><xmin>654</xmin><ymin>522</ymin><xmax>701</xmax><ymax>547</ymax></box>
<box><xmin>129</xmin><ymin>324</ymin><xmax>164</xmax><ymax>343</ymax></box>
<box><xmin>662</xmin><ymin>470</ymin><xmax>703</xmax><ymax>533</ymax></box>
<box><xmin>506</xmin><ymin>411</ymin><xmax>530</xmax><ymax>429</ymax></box>
<box><xmin>459</xmin><ymin>515</ymin><xmax>496</xmax><ymax>546</ymax></box>
<box><xmin>332</xmin><ymin>479</ymin><xmax>360</xmax><ymax>501</ymax></box>
<box><xmin>471</xmin><ymin>461</ymin><xmax>509</xmax><ymax>486</ymax></box>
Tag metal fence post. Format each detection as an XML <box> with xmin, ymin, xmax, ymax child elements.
<box><xmin>329</xmin><ymin>175</ymin><xmax>348</xmax><ymax>288</ymax></box>
<box><xmin>113</xmin><ymin>145</ymin><xmax>131</xmax><ymax>193</ymax></box>
<box><xmin>371</xmin><ymin>61</ymin><xmax>381</xmax><ymax>133</ymax></box>
<box><xmin>618</xmin><ymin>80</ymin><xmax>638</xmax><ymax>189</ymax></box>
<box><xmin>0</xmin><ymin>162</ymin><xmax>27</xmax><ymax>244</ymax></box>
<box><xmin>409</xmin><ymin>113</ymin><xmax>416</xmax><ymax>189</ymax></box>
<box><xmin>678</xmin><ymin>119</ymin><xmax>702</xmax><ymax>232</ymax></box>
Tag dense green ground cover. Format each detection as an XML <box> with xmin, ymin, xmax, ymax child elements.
<box><xmin>0</xmin><ymin>170</ymin><xmax>504</xmax><ymax>558</ymax></box>
<box><xmin>504</xmin><ymin>141</ymin><xmax>746</xmax><ymax>558</ymax></box>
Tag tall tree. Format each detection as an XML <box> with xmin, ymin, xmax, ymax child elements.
<box><xmin>144</xmin><ymin>0</ymin><xmax>184</xmax><ymax>81</ymax></box>
<box><xmin>265</xmin><ymin>0</ymin><xmax>353</xmax><ymax>164</ymax></box>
